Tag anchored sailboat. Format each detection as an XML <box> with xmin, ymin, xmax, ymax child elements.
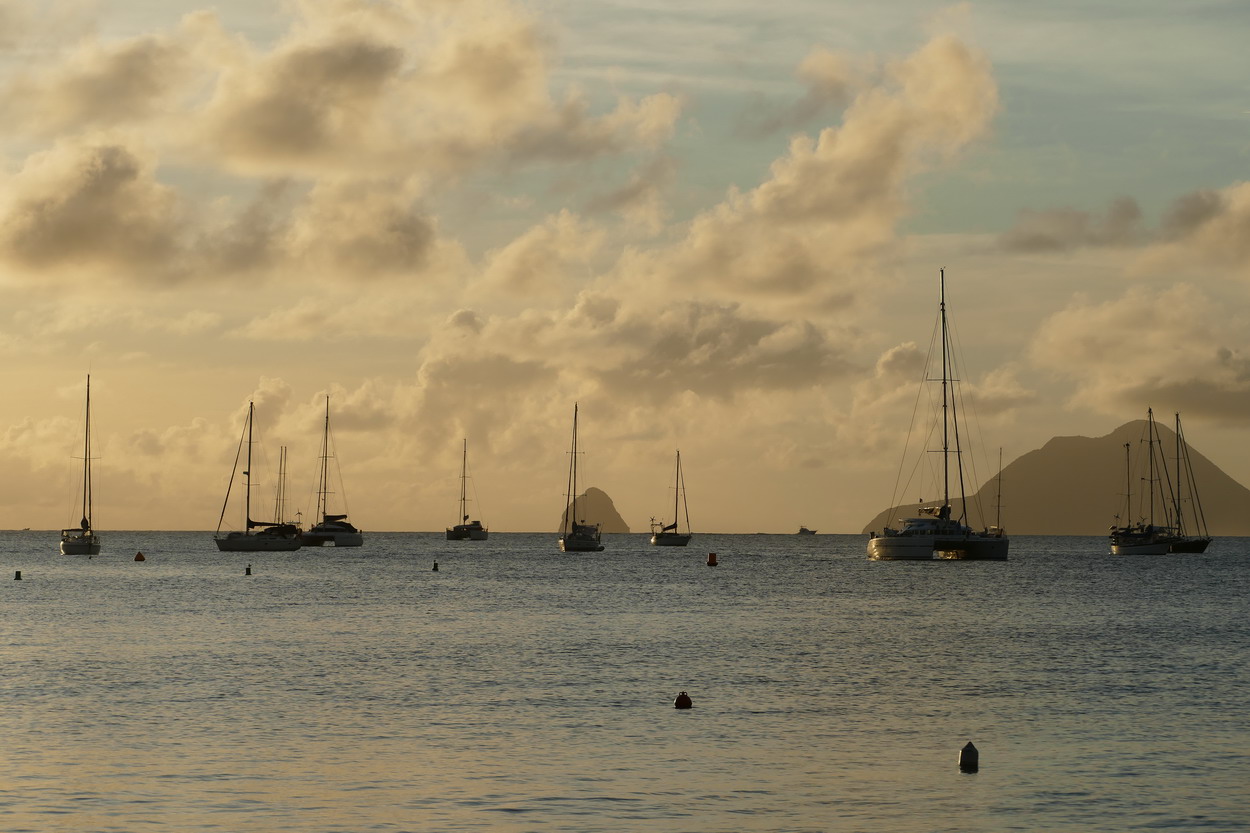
<box><xmin>1109</xmin><ymin>409</ymin><xmax>1175</xmax><ymax>555</ymax></box>
<box><xmin>60</xmin><ymin>375</ymin><xmax>101</xmax><ymax>555</ymax></box>
<box><xmin>867</xmin><ymin>270</ymin><xmax>1009</xmax><ymax>561</ymax></box>
<box><xmin>446</xmin><ymin>438</ymin><xmax>488</xmax><ymax>540</ymax></box>
<box><xmin>214</xmin><ymin>401</ymin><xmax>302</xmax><ymax>552</ymax></box>
<box><xmin>650</xmin><ymin>450</ymin><xmax>692</xmax><ymax>546</ymax></box>
<box><xmin>1169</xmin><ymin>413</ymin><xmax>1211</xmax><ymax>552</ymax></box>
<box><xmin>300</xmin><ymin>397</ymin><xmax>363</xmax><ymax>547</ymax></box>
<box><xmin>558</xmin><ymin>403</ymin><xmax>604</xmax><ymax>552</ymax></box>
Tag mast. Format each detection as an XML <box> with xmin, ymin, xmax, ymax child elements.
<box><xmin>460</xmin><ymin>438</ymin><xmax>469</xmax><ymax>523</ymax></box>
<box><xmin>316</xmin><ymin>397</ymin><xmax>330</xmax><ymax>523</ymax></box>
<box><xmin>995</xmin><ymin>447</ymin><xmax>1002</xmax><ymax>530</ymax></box>
<box><xmin>1174</xmin><ymin>412</ymin><xmax>1184</xmax><ymax>535</ymax></box>
<box><xmin>679</xmin><ymin>450</ymin><xmax>691</xmax><ymax>534</ymax></box>
<box><xmin>1146</xmin><ymin>408</ymin><xmax>1156</xmax><ymax>528</ymax></box>
<box><xmin>81</xmin><ymin>375</ymin><xmax>92</xmax><ymax>529</ymax></box>
<box><xmin>1123</xmin><ymin>442</ymin><xmax>1132</xmax><ymax>526</ymax></box>
<box><xmin>244</xmin><ymin>401</ymin><xmax>254</xmax><ymax>529</ymax></box>
<box><xmin>939</xmin><ymin>270</ymin><xmax>949</xmax><ymax>517</ymax></box>
<box><xmin>673</xmin><ymin>450</ymin><xmax>681</xmax><ymax>532</ymax></box>
<box><xmin>564</xmin><ymin>404</ymin><xmax>579</xmax><ymax>534</ymax></box>
<box><xmin>274</xmin><ymin>445</ymin><xmax>288</xmax><ymax>524</ymax></box>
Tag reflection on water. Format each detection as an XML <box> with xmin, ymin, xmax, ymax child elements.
<box><xmin>1</xmin><ymin>532</ymin><xmax>1248</xmax><ymax>831</ymax></box>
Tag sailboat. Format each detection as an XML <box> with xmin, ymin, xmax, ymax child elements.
<box><xmin>60</xmin><ymin>375</ymin><xmax>101</xmax><ymax>555</ymax></box>
<box><xmin>1169</xmin><ymin>413</ymin><xmax>1211</xmax><ymax>553</ymax></box>
<box><xmin>650</xmin><ymin>450</ymin><xmax>692</xmax><ymax>546</ymax></box>
<box><xmin>1109</xmin><ymin>409</ymin><xmax>1175</xmax><ymax>555</ymax></box>
<box><xmin>299</xmin><ymin>397</ymin><xmax>363</xmax><ymax>547</ymax></box>
<box><xmin>558</xmin><ymin>403</ymin><xmax>604</xmax><ymax>552</ymax></box>
<box><xmin>867</xmin><ymin>270</ymin><xmax>1009</xmax><ymax>561</ymax></box>
<box><xmin>214</xmin><ymin>401</ymin><xmax>302</xmax><ymax>551</ymax></box>
<box><xmin>446</xmin><ymin>438</ymin><xmax>488</xmax><ymax>540</ymax></box>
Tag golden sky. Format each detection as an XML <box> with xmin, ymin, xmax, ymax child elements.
<box><xmin>2</xmin><ymin>0</ymin><xmax>1249</xmax><ymax>532</ymax></box>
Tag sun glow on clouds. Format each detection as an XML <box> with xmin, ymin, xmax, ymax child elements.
<box><xmin>2</xmin><ymin>0</ymin><xmax>1249</xmax><ymax>532</ymax></box>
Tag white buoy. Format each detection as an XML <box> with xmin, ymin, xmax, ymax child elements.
<box><xmin>959</xmin><ymin>741</ymin><xmax>979</xmax><ymax>772</ymax></box>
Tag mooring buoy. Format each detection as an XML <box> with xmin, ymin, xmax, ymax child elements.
<box><xmin>14</xmin><ymin>570</ymin><xmax>21</xmax><ymax>581</ymax></box>
<box><xmin>958</xmin><ymin>741</ymin><xmax>979</xmax><ymax>772</ymax></box>
<box><xmin>245</xmin><ymin>564</ymin><xmax>252</xmax><ymax>576</ymax></box>
<box><xmin>134</xmin><ymin>551</ymin><xmax>145</xmax><ymax>561</ymax></box>
<box><xmin>432</xmin><ymin>561</ymin><xmax>439</xmax><ymax>571</ymax></box>
<box><xmin>674</xmin><ymin>691</ymin><xmax>693</xmax><ymax>709</ymax></box>
<box><xmin>707</xmin><ymin>552</ymin><xmax>718</xmax><ymax>566</ymax></box>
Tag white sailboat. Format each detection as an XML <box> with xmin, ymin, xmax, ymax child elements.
<box><xmin>215</xmin><ymin>401</ymin><xmax>302</xmax><ymax>552</ymax></box>
<box><xmin>650</xmin><ymin>450</ymin><xmax>692</xmax><ymax>546</ymax></box>
<box><xmin>446</xmin><ymin>438</ymin><xmax>488</xmax><ymax>540</ymax></box>
<box><xmin>867</xmin><ymin>270</ymin><xmax>1009</xmax><ymax>561</ymax></box>
<box><xmin>60</xmin><ymin>375</ymin><xmax>101</xmax><ymax>555</ymax></box>
<box><xmin>300</xmin><ymin>397</ymin><xmax>363</xmax><ymax>547</ymax></box>
<box><xmin>559</xmin><ymin>403</ymin><xmax>604</xmax><ymax>552</ymax></box>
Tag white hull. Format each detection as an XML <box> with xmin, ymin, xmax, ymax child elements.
<box><xmin>215</xmin><ymin>533</ymin><xmax>302</xmax><ymax>552</ymax></box>
<box><xmin>650</xmin><ymin>532</ymin><xmax>691</xmax><ymax>546</ymax></box>
<box><xmin>560</xmin><ymin>533</ymin><xmax>604</xmax><ymax>552</ymax></box>
<box><xmin>868</xmin><ymin>537</ymin><xmax>935</xmax><ymax>560</ymax></box>
<box><xmin>60</xmin><ymin>534</ymin><xmax>100</xmax><ymax>556</ymax></box>
<box><xmin>935</xmin><ymin>536</ymin><xmax>1010</xmax><ymax>560</ymax></box>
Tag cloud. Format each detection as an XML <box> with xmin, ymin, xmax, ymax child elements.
<box><xmin>737</xmin><ymin>46</ymin><xmax>865</xmax><ymax>138</ymax></box>
<box><xmin>1029</xmin><ymin>284</ymin><xmax>1250</xmax><ymax>420</ymax></box>
<box><xmin>1142</xmin><ymin>182</ymin><xmax>1250</xmax><ymax>278</ymax></box>
<box><xmin>998</xmin><ymin>197</ymin><xmax>1144</xmax><ymax>252</ymax></box>
<box><xmin>479</xmin><ymin>210</ymin><xmax>604</xmax><ymax>296</ymax></box>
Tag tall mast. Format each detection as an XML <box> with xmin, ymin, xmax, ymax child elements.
<box><xmin>939</xmin><ymin>270</ymin><xmax>950</xmax><ymax>516</ymax></box>
<box><xmin>275</xmin><ymin>445</ymin><xmax>288</xmax><ymax>524</ymax></box>
<box><xmin>1146</xmin><ymin>408</ymin><xmax>1156</xmax><ymax>528</ymax></box>
<box><xmin>244</xmin><ymin>401</ymin><xmax>254</xmax><ymax>529</ymax></box>
<box><xmin>316</xmin><ymin>397</ymin><xmax>331</xmax><ymax>522</ymax></box>
<box><xmin>1123</xmin><ymin>442</ymin><xmax>1131</xmax><ymax>526</ymax></box>
<box><xmin>565</xmin><ymin>404</ymin><xmax>579</xmax><ymax>533</ymax></box>
<box><xmin>82</xmin><ymin>375</ymin><xmax>92</xmax><ymax>528</ymax></box>
<box><xmin>672</xmin><ymin>450</ymin><xmax>681</xmax><ymax>531</ymax></box>
<box><xmin>460</xmin><ymin>438</ymin><xmax>469</xmax><ymax>522</ymax></box>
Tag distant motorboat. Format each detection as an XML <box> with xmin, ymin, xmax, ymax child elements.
<box><xmin>446</xmin><ymin>438</ymin><xmax>488</xmax><ymax>541</ymax></box>
<box><xmin>650</xmin><ymin>450</ymin><xmax>692</xmax><ymax>546</ymax></box>
<box><xmin>867</xmin><ymin>270</ymin><xmax>1008</xmax><ymax>561</ymax></box>
<box><xmin>797</xmin><ymin>526</ymin><xmax>816</xmax><ymax>536</ymax></box>
<box><xmin>300</xmin><ymin>397</ymin><xmax>363</xmax><ymax>547</ymax></box>
<box><xmin>558</xmin><ymin>404</ymin><xmax>604</xmax><ymax>552</ymax></box>
<box><xmin>214</xmin><ymin>401</ymin><xmax>302</xmax><ymax>552</ymax></box>
<box><xmin>60</xmin><ymin>375</ymin><xmax>101</xmax><ymax>556</ymax></box>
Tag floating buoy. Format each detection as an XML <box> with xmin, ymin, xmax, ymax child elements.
<box><xmin>14</xmin><ymin>570</ymin><xmax>21</xmax><ymax>580</ymax></box>
<box><xmin>707</xmin><ymin>552</ymin><xmax>718</xmax><ymax>567</ymax></box>
<box><xmin>958</xmin><ymin>741</ymin><xmax>979</xmax><ymax>773</ymax></box>
<box><xmin>674</xmin><ymin>691</ymin><xmax>693</xmax><ymax>709</ymax></box>
<box><xmin>134</xmin><ymin>552</ymin><xmax>145</xmax><ymax>561</ymax></box>
<box><xmin>432</xmin><ymin>561</ymin><xmax>439</xmax><ymax>571</ymax></box>
<box><xmin>245</xmin><ymin>564</ymin><xmax>252</xmax><ymax>576</ymax></box>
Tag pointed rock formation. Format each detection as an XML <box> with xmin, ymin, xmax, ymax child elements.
<box><xmin>559</xmin><ymin>486</ymin><xmax>630</xmax><ymax>533</ymax></box>
<box><xmin>863</xmin><ymin>419</ymin><xmax>1250</xmax><ymax>536</ymax></box>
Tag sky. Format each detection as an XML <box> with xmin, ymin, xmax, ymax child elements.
<box><xmin>2</xmin><ymin>0</ymin><xmax>1249</xmax><ymax>534</ymax></box>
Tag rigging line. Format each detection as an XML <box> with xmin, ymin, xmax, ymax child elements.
<box><xmin>885</xmin><ymin>312</ymin><xmax>942</xmax><ymax>518</ymax></box>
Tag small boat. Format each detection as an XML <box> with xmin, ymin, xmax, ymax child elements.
<box><xmin>60</xmin><ymin>375</ymin><xmax>101</xmax><ymax>555</ymax></box>
<box><xmin>868</xmin><ymin>270</ymin><xmax>1008</xmax><ymax>561</ymax></box>
<box><xmin>300</xmin><ymin>397</ymin><xmax>363</xmax><ymax>547</ymax></box>
<box><xmin>797</xmin><ymin>526</ymin><xmax>816</xmax><ymax>535</ymax></box>
<box><xmin>650</xmin><ymin>450</ymin><xmax>692</xmax><ymax>546</ymax></box>
<box><xmin>214</xmin><ymin>401</ymin><xmax>302</xmax><ymax>552</ymax></box>
<box><xmin>446</xmin><ymin>438</ymin><xmax>488</xmax><ymax>541</ymax></box>
<box><xmin>558</xmin><ymin>403</ymin><xmax>604</xmax><ymax>552</ymax></box>
<box><xmin>1168</xmin><ymin>413</ymin><xmax>1211</xmax><ymax>553</ymax></box>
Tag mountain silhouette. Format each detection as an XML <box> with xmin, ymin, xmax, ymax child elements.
<box><xmin>559</xmin><ymin>486</ymin><xmax>630</xmax><ymax>533</ymax></box>
<box><xmin>863</xmin><ymin>419</ymin><xmax>1250</xmax><ymax>536</ymax></box>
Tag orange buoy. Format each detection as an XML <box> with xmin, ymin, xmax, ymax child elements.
<box><xmin>674</xmin><ymin>691</ymin><xmax>693</xmax><ymax>709</ymax></box>
<box><xmin>134</xmin><ymin>552</ymin><xmax>145</xmax><ymax>561</ymax></box>
<box><xmin>707</xmin><ymin>552</ymin><xmax>718</xmax><ymax>566</ymax></box>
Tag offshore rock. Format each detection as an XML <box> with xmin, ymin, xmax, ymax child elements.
<box><xmin>559</xmin><ymin>486</ymin><xmax>630</xmax><ymax>533</ymax></box>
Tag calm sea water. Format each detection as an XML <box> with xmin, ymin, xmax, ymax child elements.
<box><xmin>1</xmin><ymin>531</ymin><xmax>1247</xmax><ymax>832</ymax></box>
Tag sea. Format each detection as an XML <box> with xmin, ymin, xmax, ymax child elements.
<box><xmin>1</xmin><ymin>531</ymin><xmax>1247</xmax><ymax>833</ymax></box>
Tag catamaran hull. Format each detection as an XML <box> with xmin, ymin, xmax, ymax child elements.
<box><xmin>1110</xmin><ymin>541</ymin><xmax>1170</xmax><ymax>555</ymax></box>
<box><xmin>1169</xmin><ymin>537</ymin><xmax>1211</xmax><ymax>553</ymax></box>
<box><xmin>215</xmin><ymin>534</ymin><xmax>302</xmax><ymax>552</ymax></box>
<box><xmin>301</xmin><ymin>530</ymin><xmax>364</xmax><ymax>547</ymax></box>
<box><xmin>934</xmin><ymin>537</ymin><xmax>1009</xmax><ymax>560</ymax></box>
<box><xmin>446</xmin><ymin>524</ymin><xmax>488</xmax><ymax>541</ymax></box>
<box><xmin>867</xmin><ymin>537</ymin><xmax>935</xmax><ymax>560</ymax></box>
<box><xmin>650</xmin><ymin>533</ymin><xmax>691</xmax><ymax>546</ymax></box>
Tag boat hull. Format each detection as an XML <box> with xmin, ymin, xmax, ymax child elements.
<box><xmin>446</xmin><ymin>523</ymin><xmax>488</xmax><ymax>541</ymax></box>
<box><xmin>650</xmin><ymin>532</ymin><xmax>691</xmax><ymax>546</ymax></box>
<box><xmin>934</xmin><ymin>536</ymin><xmax>1010</xmax><ymax>560</ymax></box>
<box><xmin>559</xmin><ymin>534</ymin><xmax>604</xmax><ymax>552</ymax></box>
<box><xmin>867</xmin><ymin>536</ymin><xmax>935</xmax><ymax>561</ymax></box>
<box><xmin>60</xmin><ymin>535</ymin><xmax>100</xmax><ymax>556</ymax></box>
<box><xmin>1169</xmin><ymin>537</ymin><xmax>1211</xmax><ymax>553</ymax></box>
<box><xmin>215</xmin><ymin>533</ymin><xmax>302</xmax><ymax>552</ymax></box>
<box><xmin>1110</xmin><ymin>541</ymin><xmax>1171</xmax><ymax>555</ymax></box>
<box><xmin>300</xmin><ymin>531</ymin><xmax>364</xmax><ymax>547</ymax></box>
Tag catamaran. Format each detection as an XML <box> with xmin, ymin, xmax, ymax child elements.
<box><xmin>446</xmin><ymin>438</ymin><xmax>488</xmax><ymax>540</ymax></box>
<box><xmin>867</xmin><ymin>270</ymin><xmax>1009</xmax><ymax>561</ymax></box>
